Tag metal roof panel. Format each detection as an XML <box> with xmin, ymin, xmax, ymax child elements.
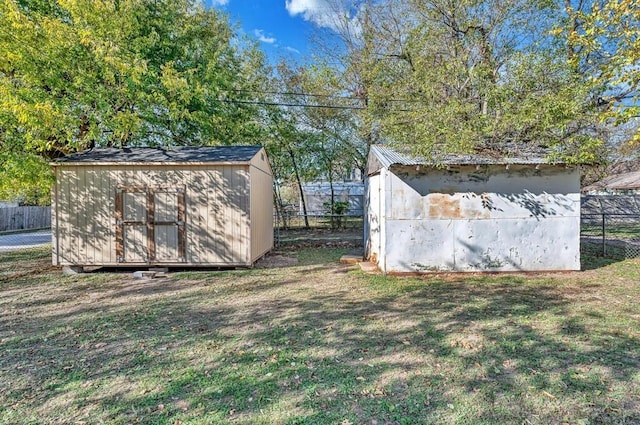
<box><xmin>370</xmin><ymin>145</ymin><xmax>551</xmax><ymax>168</ymax></box>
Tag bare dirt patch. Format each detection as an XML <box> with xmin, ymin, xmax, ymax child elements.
<box><xmin>255</xmin><ymin>253</ymin><xmax>299</xmax><ymax>268</ymax></box>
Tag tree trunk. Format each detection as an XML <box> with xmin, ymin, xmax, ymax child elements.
<box><xmin>288</xmin><ymin>147</ymin><xmax>309</xmax><ymax>228</ymax></box>
<box><xmin>273</xmin><ymin>180</ymin><xmax>288</xmax><ymax>230</ymax></box>
<box><xmin>328</xmin><ymin>165</ymin><xmax>336</xmax><ymax>229</ymax></box>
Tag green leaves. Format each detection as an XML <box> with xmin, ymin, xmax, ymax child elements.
<box><xmin>0</xmin><ymin>0</ymin><xmax>267</xmax><ymax>149</ymax></box>
<box><xmin>0</xmin><ymin>0</ymin><xmax>268</xmax><ymax>202</ymax></box>
<box><xmin>350</xmin><ymin>0</ymin><xmax>603</xmax><ymax>163</ymax></box>
<box><xmin>562</xmin><ymin>0</ymin><xmax>640</xmax><ymax>150</ymax></box>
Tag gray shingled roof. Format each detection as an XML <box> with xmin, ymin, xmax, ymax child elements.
<box><xmin>581</xmin><ymin>195</ymin><xmax>640</xmax><ymax>214</ymax></box>
<box><xmin>54</xmin><ymin>146</ymin><xmax>263</xmax><ymax>164</ymax></box>
<box><xmin>366</xmin><ymin>145</ymin><xmax>556</xmax><ymax>175</ymax></box>
<box><xmin>582</xmin><ymin>171</ymin><xmax>640</xmax><ymax>192</ymax></box>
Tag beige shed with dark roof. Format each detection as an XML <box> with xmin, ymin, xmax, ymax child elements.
<box><xmin>52</xmin><ymin>146</ymin><xmax>273</xmax><ymax>268</ymax></box>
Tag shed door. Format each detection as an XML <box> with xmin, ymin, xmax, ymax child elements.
<box><xmin>116</xmin><ymin>186</ymin><xmax>186</xmax><ymax>263</ymax></box>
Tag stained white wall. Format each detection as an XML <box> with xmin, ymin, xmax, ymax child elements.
<box><xmin>368</xmin><ymin>164</ymin><xmax>580</xmax><ymax>272</ymax></box>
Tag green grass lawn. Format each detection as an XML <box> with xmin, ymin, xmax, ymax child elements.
<box><xmin>1</xmin><ymin>245</ymin><xmax>640</xmax><ymax>424</ymax></box>
<box><xmin>582</xmin><ymin>222</ymin><xmax>640</xmax><ymax>241</ymax></box>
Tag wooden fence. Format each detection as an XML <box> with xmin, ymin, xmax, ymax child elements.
<box><xmin>0</xmin><ymin>206</ymin><xmax>51</xmax><ymax>232</ymax></box>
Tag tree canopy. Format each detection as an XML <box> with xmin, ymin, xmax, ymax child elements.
<box><xmin>561</xmin><ymin>0</ymin><xmax>640</xmax><ymax>150</ymax></box>
<box><xmin>2</xmin><ymin>0</ymin><xmax>637</xmax><ymax>204</ymax></box>
<box><xmin>0</xmin><ymin>0</ymin><xmax>266</xmax><ymax>203</ymax></box>
<box><xmin>318</xmin><ymin>0</ymin><xmax>604</xmax><ymax>163</ymax></box>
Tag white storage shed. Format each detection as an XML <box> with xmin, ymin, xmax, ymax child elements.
<box><xmin>365</xmin><ymin>146</ymin><xmax>581</xmax><ymax>273</ymax></box>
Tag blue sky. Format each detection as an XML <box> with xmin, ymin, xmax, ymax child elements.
<box><xmin>208</xmin><ymin>0</ymin><xmax>329</xmax><ymax>62</ymax></box>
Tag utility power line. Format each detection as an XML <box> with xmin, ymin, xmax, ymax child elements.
<box><xmin>221</xmin><ymin>98</ymin><xmax>365</xmax><ymax>110</ymax></box>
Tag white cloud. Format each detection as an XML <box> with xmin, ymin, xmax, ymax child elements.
<box><xmin>254</xmin><ymin>29</ymin><xmax>277</xmax><ymax>44</ymax></box>
<box><xmin>285</xmin><ymin>0</ymin><xmax>361</xmax><ymax>35</ymax></box>
<box><xmin>210</xmin><ymin>0</ymin><xmax>229</xmax><ymax>5</ymax></box>
<box><xmin>284</xmin><ymin>46</ymin><xmax>301</xmax><ymax>54</ymax></box>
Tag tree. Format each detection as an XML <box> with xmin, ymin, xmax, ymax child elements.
<box><xmin>305</xmin><ymin>0</ymin><xmax>603</xmax><ymax>163</ymax></box>
<box><xmin>0</xmin><ymin>0</ymin><xmax>267</xmax><ymax>202</ymax></box>
<box><xmin>561</xmin><ymin>0</ymin><xmax>640</xmax><ymax>148</ymax></box>
<box><xmin>357</xmin><ymin>0</ymin><xmax>602</xmax><ymax>162</ymax></box>
<box><xmin>264</xmin><ymin>59</ymin><xmax>366</xmax><ymax>228</ymax></box>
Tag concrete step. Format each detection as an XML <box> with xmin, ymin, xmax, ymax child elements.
<box><xmin>340</xmin><ymin>254</ymin><xmax>364</xmax><ymax>264</ymax></box>
<box><xmin>358</xmin><ymin>261</ymin><xmax>379</xmax><ymax>273</ymax></box>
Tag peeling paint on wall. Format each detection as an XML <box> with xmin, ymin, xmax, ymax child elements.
<box><xmin>428</xmin><ymin>194</ymin><xmax>462</xmax><ymax>219</ymax></box>
<box><xmin>366</xmin><ymin>162</ymin><xmax>580</xmax><ymax>273</ymax></box>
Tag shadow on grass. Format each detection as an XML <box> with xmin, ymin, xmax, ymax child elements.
<box><xmin>1</xmin><ymin>247</ymin><xmax>640</xmax><ymax>424</ymax></box>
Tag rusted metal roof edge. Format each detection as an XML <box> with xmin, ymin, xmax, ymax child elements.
<box><xmin>367</xmin><ymin>145</ymin><xmax>565</xmax><ymax>176</ymax></box>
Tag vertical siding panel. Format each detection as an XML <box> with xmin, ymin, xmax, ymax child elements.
<box><xmin>115</xmin><ymin>187</ymin><xmax>124</xmax><ymax>263</ymax></box>
<box><xmin>147</xmin><ymin>189</ymin><xmax>155</xmax><ymax>262</ymax></box>
<box><xmin>186</xmin><ymin>167</ymin><xmax>192</xmax><ymax>263</ymax></box>
<box><xmin>223</xmin><ymin>165</ymin><xmax>234</xmax><ymax>262</ymax></box>
<box><xmin>187</xmin><ymin>168</ymin><xmax>196</xmax><ymax>263</ymax></box>
<box><xmin>51</xmin><ymin>168</ymin><xmax>58</xmax><ymax>265</ymax></box>
<box><xmin>115</xmin><ymin>167</ymin><xmax>126</xmax><ymax>262</ymax></box>
<box><xmin>123</xmin><ymin>166</ymin><xmax>132</xmax><ymax>188</ymax></box>
<box><xmin>231</xmin><ymin>165</ymin><xmax>238</xmax><ymax>262</ymax></box>
<box><xmin>249</xmin><ymin>165</ymin><xmax>255</xmax><ymax>261</ymax></box>
<box><xmin>207</xmin><ymin>167</ymin><xmax>217</xmax><ymax>263</ymax></box>
<box><xmin>242</xmin><ymin>166</ymin><xmax>250</xmax><ymax>263</ymax></box>
<box><xmin>204</xmin><ymin>167</ymin><xmax>212</xmax><ymax>263</ymax></box>
<box><xmin>249</xmin><ymin>151</ymin><xmax>274</xmax><ymax>262</ymax></box>
<box><xmin>219</xmin><ymin>166</ymin><xmax>226</xmax><ymax>262</ymax></box>
<box><xmin>186</xmin><ymin>167</ymin><xmax>194</xmax><ymax>263</ymax></box>
<box><xmin>216</xmin><ymin>165</ymin><xmax>225</xmax><ymax>263</ymax></box>
<box><xmin>210</xmin><ymin>166</ymin><xmax>220</xmax><ymax>263</ymax></box>
<box><xmin>232</xmin><ymin>165</ymin><xmax>238</xmax><ymax>262</ymax></box>
<box><xmin>177</xmin><ymin>189</ymin><xmax>186</xmax><ymax>261</ymax></box>
<box><xmin>102</xmin><ymin>168</ymin><xmax>108</xmax><ymax>264</ymax></box>
<box><xmin>57</xmin><ymin>171</ymin><xmax>63</xmax><ymax>263</ymax></box>
<box><xmin>64</xmin><ymin>168</ymin><xmax>73</xmax><ymax>263</ymax></box>
<box><xmin>189</xmin><ymin>167</ymin><xmax>205</xmax><ymax>263</ymax></box>
<box><xmin>69</xmin><ymin>168</ymin><xmax>79</xmax><ymax>264</ymax></box>
<box><xmin>147</xmin><ymin>166</ymin><xmax>157</xmax><ymax>262</ymax></box>
<box><xmin>203</xmin><ymin>168</ymin><xmax>212</xmax><ymax>263</ymax></box>
<box><xmin>224</xmin><ymin>166</ymin><xmax>230</xmax><ymax>262</ymax></box>
<box><xmin>238</xmin><ymin>166</ymin><xmax>246</xmax><ymax>263</ymax></box>
<box><xmin>85</xmin><ymin>167</ymin><xmax>93</xmax><ymax>264</ymax></box>
<box><xmin>142</xmin><ymin>166</ymin><xmax>150</xmax><ymax>187</ymax></box>
<box><xmin>249</xmin><ymin>165</ymin><xmax>257</xmax><ymax>262</ymax></box>
<box><xmin>79</xmin><ymin>167</ymin><xmax>88</xmax><ymax>263</ymax></box>
<box><xmin>98</xmin><ymin>166</ymin><xmax>108</xmax><ymax>264</ymax></box>
<box><xmin>60</xmin><ymin>169</ymin><xmax>70</xmax><ymax>263</ymax></box>
<box><xmin>237</xmin><ymin>166</ymin><xmax>244</xmax><ymax>263</ymax></box>
<box><xmin>89</xmin><ymin>166</ymin><xmax>96</xmax><ymax>264</ymax></box>
<box><xmin>64</xmin><ymin>168</ymin><xmax>72</xmax><ymax>264</ymax></box>
<box><xmin>83</xmin><ymin>166</ymin><xmax>98</xmax><ymax>264</ymax></box>
<box><xmin>107</xmin><ymin>168</ymin><xmax>115</xmax><ymax>263</ymax></box>
<box><xmin>180</xmin><ymin>167</ymin><xmax>187</xmax><ymax>260</ymax></box>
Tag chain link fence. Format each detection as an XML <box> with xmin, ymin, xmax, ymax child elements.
<box><xmin>274</xmin><ymin>211</ymin><xmax>363</xmax><ymax>230</ymax></box>
<box><xmin>0</xmin><ymin>229</ymin><xmax>51</xmax><ymax>282</ymax></box>
<box><xmin>581</xmin><ymin>195</ymin><xmax>640</xmax><ymax>259</ymax></box>
<box><xmin>0</xmin><ymin>229</ymin><xmax>52</xmax><ymax>253</ymax></box>
<box><xmin>273</xmin><ymin>211</ymin><xmax>363</xmax><ymax>247</ymax></box>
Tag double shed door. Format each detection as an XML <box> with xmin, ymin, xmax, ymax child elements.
<box><xmin>115</xmin><ymin>185</ymin><xmax>186</xmax><ymax>264</ymax></box>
